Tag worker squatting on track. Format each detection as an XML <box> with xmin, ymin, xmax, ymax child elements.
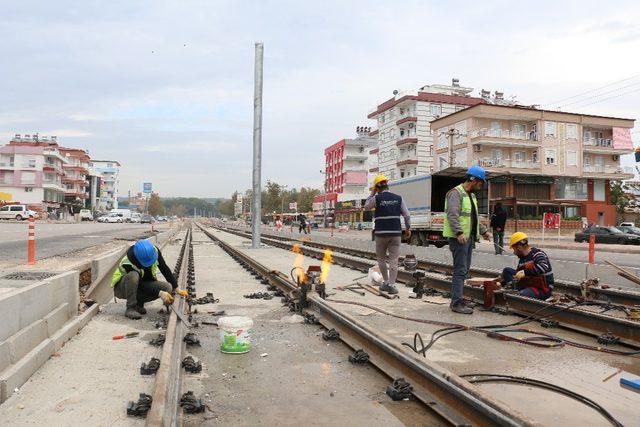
<box><xmin>111</xmin><ymin>240</ymin><xmax>178</xmax><ymax>319</ymax></box>
<box><xmin>501</xmin><ymin>232</ymin><xmax>554</xmax><ymax>300</ymax></box>
<box><xmin>364</xmin><ymin>174</ymin><xmax>411</xmax><ymax>295</ymax></box>
<box><xmin>443</xmin><ymin>165</ymin><xmax>491</xmax><ymax>315</ymax></box>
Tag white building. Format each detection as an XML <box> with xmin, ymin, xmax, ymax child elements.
<box><xmin>90</xmin><ymin>160</ymin><xmax>121</xmax><ymax>211</ymax></box>
<box><xmin>367</xmin><ymin>79</ymin><xmax>485</xmax><ymax>180</ymax></box>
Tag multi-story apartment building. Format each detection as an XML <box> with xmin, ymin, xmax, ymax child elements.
<box><xmin>0</xmin><ymin>134</ymin><xmax>67</xmax><ymax>213</ymax></box>
<box><xmin>90</xmin><ymin>160</ymin><xmax>121</xmax><ymax>211</ymax></box>
<box><xmin>367</xmin><ymin>80</ymin><xmax>485</xmax><ymax>180</ymax></box>
<box><xmin>324</xmin><ymin>127</ymin><xmax>376</xmax><ymax>196</ymax></box>
<box><xmin>59</xmin><ymin>147</ymin><xmax>91</xmax><ymax>206</ymax></box>
<box><xmin>430</xmin><ymin>104</ymin><xmax>635</xmax><ymax>225</ymax></box>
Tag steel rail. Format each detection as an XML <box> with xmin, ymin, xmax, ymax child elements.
<box><xmin>196</xmin><ymin>223</ymin><xmax>534</xmax><ymax>426</ymax></box>
<box><xmin>213</xmin><ymin>225</ymin><xmax>640</xmax><ymax>346</ymax></box>
<box><xmin>223</xmin><ymin>226</ymin><xmax>640</xmax><ymax>307</ymax></box>
<box><xmin>146</xmin><ymin>226</ymin><xmax>192</xmax><ymax>426</ymax></box>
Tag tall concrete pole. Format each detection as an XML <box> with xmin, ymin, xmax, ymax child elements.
<box><xmin>251</xmin><ymin>42</ymin><xmax>264</xmax><ymax>248</ymax></box>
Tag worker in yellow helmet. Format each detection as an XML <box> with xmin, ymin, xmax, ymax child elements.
<box><xmin>501</xmin><ymin>232</ymin><xmax>554</xmax><ymax>299</ymax></box>
<box><xmin>364</xmin><ymin>174</ymin><xmax>411</xmax><ymax>295</ymax></box>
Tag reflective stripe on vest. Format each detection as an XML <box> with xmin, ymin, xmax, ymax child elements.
<box><xmin>443</xmin><ymin>184</ymin><xmax>480</xmax><ymax>239</ymax></box>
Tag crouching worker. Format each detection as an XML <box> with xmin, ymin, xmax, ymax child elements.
<box><xmin>502</xmin><ymin>232</ymin><xmax>553</xmax><ymax>299</ymax></box>
<box><xmin>111</xmin><ymin>240</ymin><xmax>178</xmax><ymax>319</ymax></box>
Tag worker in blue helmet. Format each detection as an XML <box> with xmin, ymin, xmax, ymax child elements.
<box><xmin>443</xmin><ymin>165</ymin><xmax>491</xmax><ymax>314</ymax></box>
<box><xmin>111</xmin><ymin>240</ymin><xmax>178</xmax><ymax>319</ymax></box>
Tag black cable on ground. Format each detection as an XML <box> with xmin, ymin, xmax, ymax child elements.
<box><xmin>461</xmin><ymin>374</ymin><xmax>623</xmax><ymax>427</ymax></box>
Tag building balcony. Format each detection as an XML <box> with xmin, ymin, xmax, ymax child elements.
<box><xmin>396</xmin><ymin>116</ymin><xmax>417</xmax><ymax>126</ymax></box>
<box><xmin>62</xmin><ymin>177</ymin><xmax>86</xmax><ymax>185</ymax></box>
<box><xmin>369</xmin><ymin>148</ymin><xmax>379</xmax><ymax>154</ymax></box>
<box><xmin>475</xmin><ymin>158</ymin><xmax>541</xmax><ymax>171</ymax></box>
<box><xmin>396</xmin><ymin>137</ymin><xmax>418</xmax><ymax>147</ymax></box>
<box><xmin>43</xmin><ymin>149</ymin><xmax>68</xmax><ymax>163</ymax></box>
<box><xmin>368</xmin><ymin>129</ymin><xmax>379</xmax><ymax>137</ymax></box>
<box><xmin>343</xmin><ymin>152</ymin><xmax>368</xmax><ymax>161</ymax></box>
<box><xmin>0</xmin><ymin>162</ymin><xmax>15</xmax><ymax>169</ymax></box>
<box><xmin>43</xmin><ymin>164</ymin><xmax>63</xmax><ymax>174</ymax></box>
<box><xmin>0</xmin><ymin>178</ymin><xmax>14</xmax><ymax>186</ymax></box>
<box><xmin>369</xmin><ymin>167</ymin><xmax>379</xmax><ymax>173</ymax></box>
<box><xmin>469</xmin><ymin>128</ymin><xmax>539</xmax><ymax>148</ymax></box>
<box><xmin>583</xmin><ymin>165</ymin><xmax>634</xmax><ymax>179</ymax></box>
<box><xmin>397</xmin><ymin>159</ymin><xmax>418</xmax><ymax>167</ymax></box>
<box><xmin>43</xmin><ymin>181</ymin><xmax>65</xmax><ymax>191</ymax></box>
<box><xmin>63</xmin><ymin>164</ymin><xmax>89</xmax><ymax>174</ymax></box>
<box><xmin>583</xmin><ymin>138</ymin><xmax>632</xmax><ymax>154</ymax></box>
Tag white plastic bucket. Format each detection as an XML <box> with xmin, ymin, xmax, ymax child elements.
<box><xmin>218</xmin><ymin>316</ymin><xmax>254</xmax><ymax>354</ymax></box>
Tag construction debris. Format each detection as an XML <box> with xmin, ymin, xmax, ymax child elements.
<box><xmin>243</xmin><ymin>292</ymin><xmax>273</xmax><ymax>300</ymax></box>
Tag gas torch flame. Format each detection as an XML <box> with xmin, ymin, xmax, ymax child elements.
<box><xmin>320</xmin><ymin>249</ymin><xmax>333</xmax><ymax>284</ymax></box>
<box><xmin>292</xmin><ymin>244</ymin><xmax>305</xmax><ymax>283</ymax></box>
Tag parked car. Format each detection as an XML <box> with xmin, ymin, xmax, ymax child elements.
<box><xmin>102</xmin><ymin>212</ymin><xmax>124</xmax><ymax>223</ymax></box>
<box><xmin>97</xmin><ymin>215</ymin><xmax>108</xmax><ymax>223</ymax></box>
<box><xmin>109</xmin><ymin>209</ymin><xmax>132</xmax><ymax>222</ymax></box>
<box><xmin>79</xmin><ymin>209</ymin><xmax>93</xmax><ymax>221</ymax></box>
<box><xmin>617</xmin><ymin>225</ymin><xmax>640</xmax><ymax>237</ymax></box>
<box><xmin>0</xmin><ymin>204</ymin><xmax>38</xmax><ymax>221</ymax></box>
<box><xmin>140</xmin><ymin>214</ymin><xmax>154</xmax><ymax>224</ymax></box>
<box><xmin>131</xmin><ymin>212</ymin><xmax>142</xmax><ymax>223</ymax></box>
<box><xmin>619</xmin><ymin>222</ymin><xmax>635</xmax><ymax>227</ymax></box>
<box><xmin>574</xmin><ymin>226</ymin><xmax>640</xmax><ymax>245</ymax></box>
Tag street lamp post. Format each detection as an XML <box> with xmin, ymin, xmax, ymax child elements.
<box><xmin>280</xmin><ymin>184</ymin><xmax>288</xmax><ymax>216</ymax></box>
<box><xmin>320</xmin><ymin>170</ymin><xmax>327</xmax><ymax>228</ymax></box>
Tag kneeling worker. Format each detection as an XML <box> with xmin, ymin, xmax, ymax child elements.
<box><xmin>502</xmin><ymin>232</ymin><xmax>553</xmax><ymax>299</ymax></box>
<box><xmin>111</xmin><ymin>240</ymin><xmax>178</xmax><ymax>319</ymax></box>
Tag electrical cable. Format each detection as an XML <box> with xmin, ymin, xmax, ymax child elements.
<box><xmin>545</xmin><ymin>73</ymin><xmax>640</xmax><ymax>107</ymax></box>
<box><xmin>461</xmin><ymin>374</ymin><xmax>624</xmax><ymax>427</ymax></box>
<box><xmin>558</xmin><ymin>79</ymin><xmax>640</xmax><ymax>109</ymax></box>
<box><xmin>290</xmin><ymin>266</ymin><xmax>304</xmax><ymax>283</ymax></box>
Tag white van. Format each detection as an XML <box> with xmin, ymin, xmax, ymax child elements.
<box><xmin>131</xmin><ymin>212</ymin><xmax>142</xmax><ymax>223</ymax></box>
<box><xmin>109</xmin><ymin>209</ymin><xmax>132</xmax><ymax>222</ymax></box>
<box><xmin>0</xmin><ymin>205</ymin><xmax>38</xmax><ymax>221</ymax></box>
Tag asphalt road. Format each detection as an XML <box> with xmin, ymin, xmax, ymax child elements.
<box><xmin>0</xmin><ymin>221</ymin><xmax>170</xmax><ymax>264</ymax></box>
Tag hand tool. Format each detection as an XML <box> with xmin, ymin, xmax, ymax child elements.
<box><xmin>112</xmin><ymin>332</ymin><xmax>140</xmax><ymax>340</ymax></box>
<box><xmin>170</xmin><ymin>304</ymin><xmax>192</xmax><ymax>328</ymax></box>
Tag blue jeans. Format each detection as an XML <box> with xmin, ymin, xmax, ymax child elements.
<box><xmin>448</xmin><ymin>237</ymin><xmax>474</xmax><ymax>305</ymax></box>
<box><xmin>502</xmin><ymin>267</ymin><xmax>552</xmax><ymax>299</ymax></box>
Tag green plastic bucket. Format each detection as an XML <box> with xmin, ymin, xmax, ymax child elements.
<box><xmin>218</xmin><ymin>316</ymin><xmax>253</xmax><ymax>354</ymax></box>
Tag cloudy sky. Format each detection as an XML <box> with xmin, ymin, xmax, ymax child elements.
<box><xmin>1</xmin><ymin>1</ymin><xmax>639</xmax><ymax>198</ymax></box>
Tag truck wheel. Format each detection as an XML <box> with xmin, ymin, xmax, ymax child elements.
<box><xmin>15</xmin><ymin>214</ymin><xmax>23</xmax><ymax>221</ymax></box>
<box><xmin>410</xmin><ymin>233</ymin><xmax>421</xmax><ymax>246</ymax></box>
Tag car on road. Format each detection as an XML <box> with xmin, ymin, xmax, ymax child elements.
<box><xmin>140</xmin><ymin>214</ymin><xmax>154</xmax><ymax>224</ymax></box>
<box><xmin>101</xmin><ymin>212</ymin><xmax>124</xmax><ymax>223</ymax></box>
<box><xmin>131</xmin><ymin>212</ymin><xmax>142</xmax><ymax>223</ymax></box>
<box><xmin>574</xmin><ymin>225</ymin><xmax>640</xmax><ymax>245</ymax></box>
<box><xmin>617</xmin><ymin>225</ymin><xmax>640</xmax><ymax>237</ymax></box>
<box><xmin>79</xmin><ymin>209</ymin><xmax>93</xmax><ymax>221</ymax></box>
<box><xmin>0</xmin><ymin>204</ymin><xmax>38</xmax><ymax>221</ymax></box>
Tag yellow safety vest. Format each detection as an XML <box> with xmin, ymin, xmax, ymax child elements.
<box><xmin>443</xmin><ymin>184</ymin><xmax>481</xmax><ymax>240</ymax></box>
<box><xmin>111</xmin><ymin>249</ymin><xmax>159</xmax><ymax>287</ymax></box>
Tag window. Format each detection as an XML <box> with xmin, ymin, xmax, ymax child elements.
<box><xmin>532</xmin><ymin>150</ymin><xmax>539</xmax><ymax>163</ymax></box>
<box><xmin>594</xmin><ymin>179</ymin><xmax>605</xmax><ymax>201</ymax></box>
<box><xmin>21</xmin><ymin>171</ymin><xmax>35</xmax><ymax>184</ymax></box>
<box><xmin>513</xmin><ymin>123</ymin><xmax>526</xmax><ymax>137</ymax></box>
<box><xmin>566</xmin><ymin>124</ymin><xmax>578</xmax><ymax>139</ymax></box>
<box><xmin>545</xmin><ymin>149</ymin><xmax>556</xmax><ymax>165</ymax></box>
<box><xmin>562</xmin><ymin>206</ymin><xmax>581</xmax><ymax>218</ymax></box>
<box><xmin>10</xmin><ymin>206</ymin><xmax>23</xmax><ymax>212</ymax></box>
<box><xmin>556</xmin><ymin>178</ymin><xmax>587</xmax><ymax>200</ymax></box>
<box><xmin>0</xmin><ymin>206</ymin><xmax>8</xmax><ymax>212</ymax></box>
<box><xmin>515</xmin><ymin>151</ymin><xmax>525</xmax><ymax>163</ymax></box>
<box><xmin>430</xmin><ymin>104</ymin><xmax>442</xmax><ymax>116</ymax></box>
<box><xmin>566</xmin><ymin>150</ymin><xmax>577</xmax><ymax>166</ymax></box>
<box><xmin>24</xmin><ymin>187</ymin><xmax>33</xmax><ymax>192</ymax></box>
<box><xmin>400</xmin><ymin>169</ymin><xmax>405</xmax><ymax>178</ymax></box>
<box><xmin>544</xmin><ymin>121</ymin><xmax>557</xmax><ymax>137</ymax></box>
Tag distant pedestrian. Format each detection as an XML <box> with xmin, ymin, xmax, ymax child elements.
<box><xmin>490</xmin><ymin>202</ymin><xmax>507</xmax><ymax>254</ymax></box>
<box><xmin>275</xmin><ymin>217</ymin><xmax>283</xmax><ymax>232</ymax></box>
<box><xmin>364</xmin><ymin>174</ymin><xmax>411</xmax><ymax>295</ymax></box>
<box><xmin>298</xmin><ymin>213</ymin><xmax>308</xmax><ymax>234</ymax></box>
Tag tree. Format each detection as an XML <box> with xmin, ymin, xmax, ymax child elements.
<box><xmin>148</xmin><ymin>193</ymin><xmax>164</xmax><ymax>216</ymax></box>
<box><xmin>610</xmin><ymin>180</ymin><xmax>630</xmax><ymax>222</ymax></box>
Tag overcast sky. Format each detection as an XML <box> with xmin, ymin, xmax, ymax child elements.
<box><xmin>1</xmin><ymin>1</ymin><xmax>639</xmax><ymax>198</ymax></box>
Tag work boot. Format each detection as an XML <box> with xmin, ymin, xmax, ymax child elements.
<box><xmin>125</xmin><ymin>307</ymin><xmax>143</xmax><ymax>320</ymax></box>
<box><xmin>380</xmin><ymin>283</ymin><xmax>399</xmax><ymax>295</ymax></box>
<box><xmin>450</xmin><ymin>301</ymin><xmax>473</xmax><ymax>315</ymax></box>
<box><xmin>135</xmin><ymin>305</ymin><xmax>147</xmax><ymax>315</ymax></box>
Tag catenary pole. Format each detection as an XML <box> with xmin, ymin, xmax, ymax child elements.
<box><xmin>252</xmin><ymin>42</ymin><xmax>264</xmax><ymax>248</ymax></box>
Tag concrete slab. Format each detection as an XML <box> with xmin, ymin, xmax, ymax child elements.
<box><xmin>0</xmin><ymin>338</ymin><xmax>54</xmax><ymax>403</ymax></box>
<box><xmin>0</xmin><ymin>341</ymin><xmax>10</xmax><ymax>373</ymax></box>
<box><xmin>51</xmin><ymin>304</ymin><xmax>99</xmax><ymax>351</ymax></box>
<box><xmin>44</xmin><ymin>304</ymin><xmax>70</xmax><ymax>337</ymax></box>
<box><xmin>7</xmin><ymin>320</ymin><xmax>48</xmax><ymax>364</ymax></box>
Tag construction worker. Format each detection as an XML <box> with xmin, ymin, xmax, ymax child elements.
<box><xmin>297</xmin><ymin>213</ymin><xmax>308</xmax><ymax>234</ymax></box>
<box><xmin>490</xmin><ymin>202</ymin><xmax>507</xmax><ymax>255</ymax></box>
<box><xmin>443</xmin><ymin>166</ymin><xmax>490</xmax><ymax>314</ymax></box>
<box><xmin>364</xmin><ymin>174</ymin><xmax>411</xmax><ymax>295</ymax></box>
<box><xmin>111</xmin><ymin>240</ymin><xmax>178</xmax><ymax>319</ymax></box>
<box><xmin>501</xmin><ymin>232</ymin><xmax>554</xmax><ymax>299</ymax></box>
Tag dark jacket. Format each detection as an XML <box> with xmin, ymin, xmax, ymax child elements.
<box><xmin>490</xmin><ymin>207</ymin><xmax>507</xmax><ymax>231</ymax></box>
<box><xmin>125</xmin><ymin>246</ymin><xmax>178</xmax><ymax>288</ymax></box>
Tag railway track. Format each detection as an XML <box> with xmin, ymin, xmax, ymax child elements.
<box><xmin>146</xmin><ymin>226</ymin><xmax>193</xmax><ymax>426</ymax></box>
<box><xmin>213</xmin><ymin>225</ymin><xmax>640</xmax><ymax>346</ymax></box>
<box><xmin>195</xmin><ymin>222</ymin><xmax>532</xmax><ymax>426</ymax></box>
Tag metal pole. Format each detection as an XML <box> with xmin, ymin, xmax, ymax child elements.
<box><xmin>252</xmin><ymin>42</ymin><xmax>264</xmax><ymax>248</ymax></box>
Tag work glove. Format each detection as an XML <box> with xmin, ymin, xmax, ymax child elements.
<box><xmin>159</xmin><ymin>291</ymin><xmax>174</xmax><ymax>305</ymax></box>
<box><xmin>175</xmin><ymin>289</ymin><xmax>188</xmax><ymax>298</ymax></box>
<box><xmin>515</xmin><ymin>270</ymin><xmax>526</xmax><ymax>281</ymax></box>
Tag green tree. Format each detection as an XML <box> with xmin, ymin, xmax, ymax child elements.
<box><xmin>148</xmin><ymin>193</ymin><xmax>164</xmax><ymax>216</ymax></box>
<box><xmin>610</xmin><ymin>180</ymin><xmax>630</xmax><ymax>222</ymax></box>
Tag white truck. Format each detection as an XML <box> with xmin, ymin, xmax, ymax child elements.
<box><xmin>388</xmin><ymin>174</ymin><xmax>484</xmax><ymax>248</ymax></box>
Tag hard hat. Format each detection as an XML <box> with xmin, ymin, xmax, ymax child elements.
<box><xmin>509</xmin><ymin>232</ymin><xmax>529</xmax><ymax>247</ymax></box>
<box><xmin>373</xmin><ymin>174</ymin><xmax>389</xmax><ymax>186</ymax></box>
<box><xmin>466</xmin><ymin>165</ymin><xmax>486</xmax><ymax>182</ymax></box>
<box><xmin>133</xmin><ymin>240</ymin><xmax>158</xmax><ymax>267</ymax></box>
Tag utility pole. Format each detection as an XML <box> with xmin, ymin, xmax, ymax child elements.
<box><xmin>442</xmin><ymin>128</ymin><xmax>460</xmax><ymax>168</ymax></box>
<box><xmin>251</xmin><ymin>42</ymin><xmax>264</xmax><ymax>249</ymax></box>
<box><xmin>320</xmin><ymin>170</ymin><xmax>328</xmax><ymax>228</ymax></box>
